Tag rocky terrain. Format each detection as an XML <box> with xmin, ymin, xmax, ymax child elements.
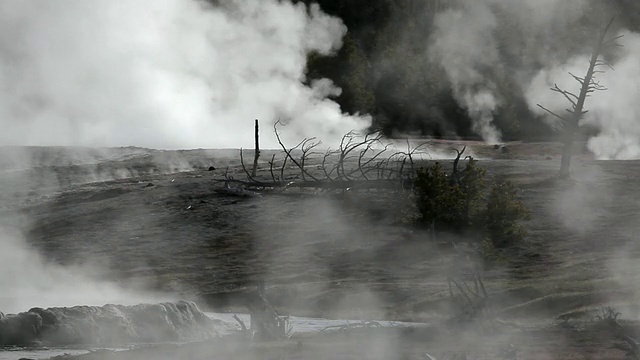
<box><xmin>0</xmin><ymin>301</ymin><xmax>220</xmax><ymax>346</ymax></box>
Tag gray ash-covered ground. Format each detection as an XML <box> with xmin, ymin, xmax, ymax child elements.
<box><xmin>2</xmin><ymin>143</ymin><xmax>640</xmax><ymax>358</ymax></box>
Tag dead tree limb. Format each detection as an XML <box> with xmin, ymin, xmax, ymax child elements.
<box><xmin>233</xmin><ymin>314</ymin><xmax>248</xmax><ymax>333</ymax></box>
<box><xmin>252</xmin><ymin>119</ymin><xmax>260</xmax><ymax>177</ymax></box>
<box><xmin>217</xmin><ymin>178</ymin><xmax>403</xmax><ymax>191</ymax></box>
<box><xmin>224</xmin><ymin>122</ymin><xmax>431</xmax><ymax>194</ymax></box>
<box><xmin>240</xmin><ymin>148</ymin><xmax>266</xmax><ymax>185</ymax></box>
<box><xmin>274</xmin><ymin>120</ymin><xmax>320</xmax><ymax>182</ymax></box>
<box><xmin>268</xmin><ymin>154</ymin><xmax>277</xmax><ymax>182</ymax></box>
<box><xmin>450</xmin><ymin>146</ymin><xmax>467</xmax><ymax>186</ymax></box>
<box><xmin>300</xmin><ymin>138</ymin><xmax>321</xmax><ymax>181</ymax></box>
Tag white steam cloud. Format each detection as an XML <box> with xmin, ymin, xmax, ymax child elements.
<box><xmin>430</xmin><ymin>0</ymin><xmax>590</xmax><ymax>144</ymax></box>
<box><xmin>430</xmin><ymin>1</ymin><xmax>502</xmax><ymax>144</ymax></box>
<box><xmin>0</xmin><ymin>226</ymin><xmax>167</xmax><ymax>314</ymax></box>
<box><xmin>437</xmin><ymin>0</ymin><xmax>640</xmax><ymax>159</ymax></box>
<box><xmin>528</xmin><ymin>33</ymin><xmax>640</xmax><ymax>160</ymax></box>
<box><xmin>0</xmin><ymin>0</ymin><xmax>369</xmax><ymax>150</ymax></box>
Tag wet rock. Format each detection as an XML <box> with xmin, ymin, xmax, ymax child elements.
<box><xmin>501</xmin><ymin>145</ymin><xmax>509</xmax><ymax>153</ymax></box>
<box><xmin>0</xmin><ymin>301</ymin><xmax>218</xmax><ymax>346</ymax></box>
<box><xmin>208</xmin><ymin>166</ymin><xmax>216</xmax><ymax>171</ymax></box>
<box><xmin>0</xmin><ymin>311</ymin><xmax>42</xmax><ymax>346</ymax></box>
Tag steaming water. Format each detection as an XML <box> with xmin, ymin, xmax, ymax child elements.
<box><xmin>0</xmin><ymin>312</ymin><xmax>426</xmax><ymax>360</ymax></box>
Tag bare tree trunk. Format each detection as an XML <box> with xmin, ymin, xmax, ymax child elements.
<box><xmin>558</xmin><ymin>42</ymin><xmax>602</xmax><ymax>178</ymax></box>
<box><xmin>252</xmin><ymin>119</ymin><xmax>260</xmax><ymax>177</ymax></box>
<box><xmin>559</xmin><ymin>139</ymin><xmax>573</xmax><ymax>178</ymax></box>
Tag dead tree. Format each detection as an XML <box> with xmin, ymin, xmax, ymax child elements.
<box><xmin>450</xmin><ymin>146</ymin><xmax>467</xmax><ymax>186</ymax></box>
<box><xmin>537</xmin><ymin>17</ymin><xmax>622</xmax><ymax>178</ymax></box>
<box><xmin>227</xmin><ymin>121</ymin><xmax>432</xmax><ymax>193</ymax></box>
<box><xmin>246</xmin><ymin>281</ymin><xmax>291</xmax><ymax>341</ymax></box>
<box><xmin>251</xmin><ymin>119</ymin><xmax>260</xmax><ymax>177</ymax></box>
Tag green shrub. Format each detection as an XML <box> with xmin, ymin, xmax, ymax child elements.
<box><xmin>486</xmin><ymin>180</ymin><xmax>530</xmax><ymax>248</ymax></box>
<box><xmin>414</xmin><ymin>162</ymin><xmax>465</xmax><ymax>230</ymax></box>
<box><xmin>413</xmin><ymin>159</ymin><xmax>529</xmax><ymax>248</ymax></box>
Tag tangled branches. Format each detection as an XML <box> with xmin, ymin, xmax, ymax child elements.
<box><xmin>221</xmin><ymin>121</ymin><xmax>431</xmax><ymax>193</ymax></box>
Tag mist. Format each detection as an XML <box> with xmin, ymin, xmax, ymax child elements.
<box><xmin>527</xmin><ymin>32</ymin><xmax>640</xmax><ymax>159</ymax></box>
<box><xmin>0</xmin><ymin>224</ymin><xmax>169</xmax><ymax>314</ymax></box>
<box><xmin>430</xmin><ymin>1</ymin><xmax>504</xmax><ymax>144</ymax></box>
<box><xmin>0</xmin><ymin>0</ymin><xmax>369</xmax><ymax>150</ymax></box>
<box><xmin>429</xmin><ymin>0</ymin><xmax>596</xmax><ymax>144</ymax></box>
<box><xmin>429</xmin><ymin>0</ymin><xmax>640</xmax><ymax>159</ymax></box>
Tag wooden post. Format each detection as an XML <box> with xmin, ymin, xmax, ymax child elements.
<box><xmin>252</xmin><ymin>119</ymin><xmax>260</xmax><ymax>177</ymax></box>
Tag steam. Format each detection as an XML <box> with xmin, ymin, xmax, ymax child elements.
<box><xmin>0</xmin><ymin>0</ymin><xmax>368</xmax><ymax>150</ymax></box>
<box><xmin>527</xmin><ymin>33</ymin><xmax>640</xmax><ymax>159</ymax></box>
<box><xmin>430</xmin><ymin>2</ymin><xmax>502</xmax><ymax>144</ymax></box>
<box><xmin>431</xmin><ymin>0</ymin><xmax>640</xmax><ymax>158</ymax></box>
<box><xmin>0</xmin><ymin>225</ymin><xmax>168</xmax><ymax>314</ymax></box>
<box><xmin>429</xmin><ymin>0</ymin><xmax>592</xmax><ymax>144</ymax></box>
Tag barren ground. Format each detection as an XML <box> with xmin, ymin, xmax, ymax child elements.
<box><xmin>2</xmin><ymin>141</ymin><xmax>640</xmax><ymax>359</ymax></box>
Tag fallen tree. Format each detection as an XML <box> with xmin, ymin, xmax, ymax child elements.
<box><xmin>218</xmin><ymin>121</ymin><xmax>431</xmax><ymax>193</ymax></box>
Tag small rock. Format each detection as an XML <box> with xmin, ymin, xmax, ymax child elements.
<box><xmin>545</xmin><ymin>156</ymin><xmax>553</xmax><ymax>160</ymax></box>
<box><xmin>493</xmin><ymin>144</ymin><xmax>500</xmax><ymax>150</ymax></box>
<box><xmin>501</xmin><ymin>145</ymin><xmax>509</xmax><ymax>153</ymax></box>
<box><xmin>144</xmin><ymin>183</ymin><xmax>154</xmax><ymax>188</ymax></box>
<box><xmin>208</xmin><ymin>166</ymin><xmax>216</xmax><ymax>171</ymax></box>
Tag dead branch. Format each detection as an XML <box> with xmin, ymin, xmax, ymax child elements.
<box><xmin>222</xmin><ymin>122</ymin><xmax>433</xmax><ymax>195</ymax></box>
<box><xmin>450</xmin><ymin>146</ymin><xmax>467</xmax><ymax>185</ymax></box>
<box><xmin>551</xmin><ymin>84</ymin><xmax>578</xmax><ymax>109</ymax></box>
<box><xmin>268</xmin><ymin>154</ymin><xmax>277</xmax><ymax>182</ymax></box>
<box><xmin>233</xmin><ymin>314</ymin><xmax>248</xmax><ymax>333</ymax></box>
<box><xmin>321</xmin><ymin>150</ymin><xmax>336</xmax><ymax>181</ymax></box>
<box><xmin>240</xmin><ymin>148</ymin><xmax>266</xmax><ymax>186</ymax></box>
<box><xmin>252</xmin><ymin>119</ymin><xmax>260</xmax><ymax>177</ymax></box>
<box><xmin>217</xmin><ymin>178</ymin><xmax>403</xmax><ymax>191</ymax></box>
<box><xmin>300</xmin><ymin>138</ymin><xmax>321</xmax><ymax>181</ymax></box>
<box><xmin>274</xmin><ymin>120</ymin><xmax>320</xmax><ymax>182</ymax></box>
<box><xmin>536</xmin><ymin>104</ymin><xmax>569</xmax><ymax>124</ymax></box>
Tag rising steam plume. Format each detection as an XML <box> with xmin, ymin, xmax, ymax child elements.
<box><xmin>0</xmin><ymin>0</ymin><xmax>373</xmax><ymax>314</ymax></box>
<box><xmin>428</xmin><ymin>0</ymin><xmax>640</xmax><ymax>157</ymax></box>
<box><xmin>430</xmin><ymin>1</ymin><xmax>503</xmax><ymax>144</ymax></box>
<box><xmin>0</xmin><ymin>0</ymin><xmax>369</xmax><ymax>150</ymax></box>
<box><xmin>527</xmin><ymin>33</ymin><xmax>640</xmax><ymax>159</ymax></box>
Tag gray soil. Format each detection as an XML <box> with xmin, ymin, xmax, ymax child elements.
<box><xmin>2</xmin><ymin>142</ymin><xmax>639</xmax><ymax>359</ymax></box>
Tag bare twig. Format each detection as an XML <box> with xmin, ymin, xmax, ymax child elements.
<box><xmin>274</xmin><ymin>120</ymin><xmax>320</xmax><ymax>182</ymax></box>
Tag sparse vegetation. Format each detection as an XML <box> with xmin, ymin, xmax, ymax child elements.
<box><xmin>229</xmin><ymin>121</ymin><xmax>429</xmax><ymax>192</ymax></box>
<box><xmin>486</xmin><ymin>180</ymin><xmax>531</xmax><ymax>248</ymax></box>
<box><xmin>413</xmin><ymin>150</ymin><xmax>529</xmax><ymax>248</ymax></box>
